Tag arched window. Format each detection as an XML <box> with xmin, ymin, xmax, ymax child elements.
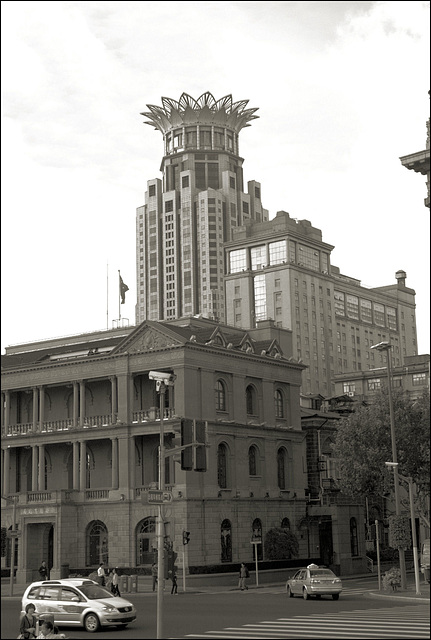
<box><xmin>217</xmin><ymin>443</ymin><xmax>228</xmax><ymax>489</ymax></box>
<box><xmin>281</xmin><ymin>517</ymin><xmax>291</xmax><ymax>530</ymax></box>
<box><xmin>350</xmin><ymin>517</ymin><xmax>358</xmax><ymax>556</ymax></box>
<box><xmin>136</xmin><ymin>517</ymin><xmax>157</xmax><ymax>565</ymax></box>
<box><xmin>86</xmin><ymin>520</ymin><xmax>108</xmax><ymax>566</ymax></box>
<box><xmin>277</xmin><ymin>447</ymin><xmax>287</xmax><ymax>490</ymax></box>
<box><xmin>221</xmin><ymin>519</ymin><xmax>232</xmax><ymax>563</ymax></box>
<box><xmin>246</xmin><ymin>385</ymin><xmax>256</xmax><ymax>416</ymax></box>
<box><xmin>215</xmin><ymin>380</ymin><xmax>226</xmax><ymax>411</ymax></box>
<box><xmin>252</xmin><ymin>518</ymin><xmax>263</xmax><ymax>561</ymax></box>
<box><xmin>275</xmin><ymin>389</ymin><xmax>284</xmax><ymax>418</ymax></box>
<box><xmin>248</xmin><ymin>445</ymin><xmax>258</xmax><ymax>476</ymax></box>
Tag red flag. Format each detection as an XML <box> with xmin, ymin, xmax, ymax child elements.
<box><xmin>119</xmin><ymin>274</ymin><xmax>129</xmax><ymax>304</ymax></box>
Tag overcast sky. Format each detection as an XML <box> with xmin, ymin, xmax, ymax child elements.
<box><xmin>1</xmin><ymin>1</ymin><xmax>430</xmax><ymax>356</ymax></box>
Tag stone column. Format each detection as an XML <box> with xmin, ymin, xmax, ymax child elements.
<box><xmin>110</xmin><ymin>377</ymin><xmax>117</xmax><ymax>424</ymax></box>
<box><xmin>129</xmin><ymin>435</ymin><xmax>136</xmax><ymax>490</ymax></box>
<box><xmin>39</xmin><ymin>387</ymin><xmax>45</xmax><ymax>431</ymax></box>
<box><xmin>73</xmin><ymin>382</ymin><xmax>79</xmax><ymax>428</ymax></box>
<box><xmin>32</xmin><ymin>445</ymin><xmax>38</xmax><ymax>491</ymax></box>
<box><xmin>3</xmin><ymin>447</ymin><xmax>10</xmax><ymax>496</ymax></box>
<box><xmin>38</xmin><ymin>444</ymin><xmax>45</xmax><ymax>491</ymax></box>
<box><xmin>4</xmin><ymin>391</ymin><xmax>10</xmax><ymax>431</ymax></box>
<box><xmin>72</xmin><ymin>441</ymin><xmax>79</xmax><ymax>490</ymax></box>
<box><xmin>79</xmin><ymin>441</ymin><xmax>87</xmax><ymax>490</ymax></box>
<box><xmin>32</xmin><ymin>388</ymin><xmax>38</xmax><ymax>432</ymax></box>
<box><xmin>111</xmin><ymin>438</ymin><xmax>119</xmax><ymax>490</ymax></box>
<box><xmin>79</xmin><ymin>381</ymin><xmax>85</xmax><ymax>427</ymax></box>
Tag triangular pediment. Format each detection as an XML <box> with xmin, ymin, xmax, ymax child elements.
<box><xmin>112</xmin><ymin>321</ymin><xmax>186</xmax><ymax>355</ymax></box>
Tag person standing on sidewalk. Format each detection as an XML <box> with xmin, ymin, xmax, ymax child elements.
<box><xmin>111</xmin><ymin>567</ymin><xmax>121</xmax><ymax>597</ymax></box>
<box><xmin>239</xmin><ymin>563</ymin><xmax>249</xmax><ymax>590</ymax></box>
<box><xmin>171</xmin><ymin>572</ymin><xmax>178</xmax><ymax>595</ymax></box>
<box><xmin>151</xmin><ymin>562</ymin><xmax>158</xmax><ymax>592</ymax></box>
<box><xmin>39</xmin><ymin>561</ymin><xmax>49</xmax><ymax>581</ymax></box>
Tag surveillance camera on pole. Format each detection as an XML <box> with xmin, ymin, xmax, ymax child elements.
<box><xmin>149</xmin><ymin>371</ymin><xmax>176</xmax><ymax>391</ymax></box>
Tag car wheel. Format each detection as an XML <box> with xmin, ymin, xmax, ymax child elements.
<box><xmin>84</xmin><ymin>613</ymin><xmax>101</xmax><ymax>632</ymax></box>
<box><xmin>287</xmin><ymin>586</ymin><xmax>294</xmax><ymax>598</ymax></box>
<box><xmin>303</xmin><ymin>588</ymin><xmax>309</xmax><ymax>600</ymax></box>
<box><xmin>332</xmin><ymin>594</ymin><xmax>339</xmax><ymax>600</ymax></box>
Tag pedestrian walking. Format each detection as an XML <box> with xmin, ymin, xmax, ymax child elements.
<box><xmin>111</xmin><ymin>567</ymin><xmax>121</xmax><ymax>597</ymax></box>
<box><xmin>19</xmin><ymin>603</ymin><xmax>37</xmax><ymax>639</ymax></box>
<box><xmin>97</xmin><ymin>562</ymin><xmax>106</xmax><ymax>587</ymax></box>
<box><xmin>170</xmin><ymin>572</ymin><xmax>178</xmax><ymax>594</ymax></box>
<box><xmin>38</xmin><ymin>561</ymin><xmax>49</xmax><ymax>581</ymax></box>
<box><xmin>239</xmin><ymin>563</ymin><xmax>249</xmax><ymax>590</ymax></box>
<box><xmin>151</xmin><ymin>562</ymin><xmax>158</xmax><ymax>592</ymax></box>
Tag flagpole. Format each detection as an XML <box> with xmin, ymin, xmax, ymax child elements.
<box><xmin>106</xmin><ymin>263</ymin><xmax>109</xmax><ymax>330</ymax></box>
<box><xmin>118</xmin><ymin>270</ymin><xmax>121</xmax><ymax>322</ymax></box>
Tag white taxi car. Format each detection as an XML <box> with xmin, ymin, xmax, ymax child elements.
<box><xmin>22</xmin><ymin>578</ymin><xmax>136</xmax><ymax>633</ymax></box>
<box><xmin>286</xmin><ymin>563</ymin><xmax>342</xmax><ymax>600</ymax></box>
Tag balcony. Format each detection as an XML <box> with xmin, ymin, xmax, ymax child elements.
<box><xmin>2</xmin><ymin>408</ymin><xmax>177</xmax><ymax>438</ymax></box>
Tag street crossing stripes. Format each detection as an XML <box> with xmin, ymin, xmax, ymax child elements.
<box><xmin>179</xmin><ymin>604</ymin><xmax>430</xmax><ymax>639</ymax></box>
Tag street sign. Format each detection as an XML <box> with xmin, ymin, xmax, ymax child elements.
<box><xmin>250</xmin><ymin>539</ymin><xmax>262</xmax><ymax>544</ymax></box>
<box><xmin>7</xmin><ymin>530</ymin><xmax>21</xmax><ymax>538</ymax></box>
<box><xmin>148</xmin><ymin>490</ymin><xmax>173</xmax><ymax>504</ymax></box>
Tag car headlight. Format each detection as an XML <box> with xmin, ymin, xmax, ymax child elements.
<box><xmin>101</xmin><ymin>605</ymin><xmax>118</xmax><ymax>613</ymax></box>
<box><xmin>333</xmin><ymin>579</ymin><xmax>341</xmax><ymax>584</ymax></box>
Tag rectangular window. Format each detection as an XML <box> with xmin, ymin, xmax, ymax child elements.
<box><xmin>374</xmin><ymin>303</ymin><xmax>385</xmax><ymax>327</ymax></box>
<box><xmin>367</xmin><ymin>378</ymin><xmax>381</xmax><ymax>391</ymax></box>
<box><xmin>412</xmin><ymin>372</ymin><xmax>426</xmax><ymax>386</ymax></box>
<box><xmin>334</xmin><ymin>291</ymin><xmax>345</xmax><ymax>316</ymax></box>
<box><xmin>251</xmin><ymin>245</ymin><xmax>266</xmax><ymax>270</ymax></box>
<box><xmin>346</xmin><ymin>295</ymin><xmax>359</xmax><ymax>320</ymax></box>
<box><xmin>182</xmin><ymin>175</ymin><xmax>190</xmax><ymax>188</ymax></box>
<box><xmin>269</xmin><ymin>240</ymin><xmax>287</xmax><ymax>265</ymax></box>
<box><xmin>230</xmin><ymin>249</ymin><xmax>247</xmax><ymax>273</ymax></box>
<box><xmin>149</xmin><ymin>184</ymin><xmax>156</xmax><ymax>197</ymax></box>
<box><xmin>386</xmin><ymin>307</ymin><xmax>397</xmax><ymax>331</ymax></box>
<box><xmin>254</xmin><ymin>274</ymin><xmax>267</xmax><ymax>321</ymax></box>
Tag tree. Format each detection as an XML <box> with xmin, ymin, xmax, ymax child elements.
<box><xmin>264</xmin><ymin>527</ymin><xmax>299</xmax><ymax>560</ymax></box>
<box><xmin>332</xmin><ymin>388</ymin><xmax>430</xmax><ymax>529</ymax></box>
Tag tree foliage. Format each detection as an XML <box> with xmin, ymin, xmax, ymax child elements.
<box><xmin>264</xmin><ymin>527</ymin><xmax>299</xmax><ymax>560</ymax></box>
<box><xmin>332</xmin><ymin>388</ymin><xmax>430</xmax><ymax>527</ymax></box>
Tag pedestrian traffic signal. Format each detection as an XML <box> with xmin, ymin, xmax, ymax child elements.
<box><xmin>183</xmin><ymin>530</ymin><xmax>190</xmax><ymax>545</ymax></box>
<box><xmin>194</xmin><ymin>420</ymin><xmax>207</xmax><ymax>472</ymax></box>
<box><xmin>181</xmin><ymin>419</ymin><xmax>193</xmax><ymax>470</ymax></box>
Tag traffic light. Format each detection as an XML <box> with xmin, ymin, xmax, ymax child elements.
<box><xmin>181</xmin><ymin>419</ymin><xmax>193</xmax><ymax>470</ymax></box>
<box><xmin>183</xmin><ymin>530</ymin><xmax>190</xmax><ymax>545</ymax></box>
<box><xmin>194</xmin><ymin>420</ymin><xmax>207</xmax><ymax>472</ymax></box>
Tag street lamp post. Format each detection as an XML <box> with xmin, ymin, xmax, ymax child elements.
<box><xmin>370</xmin><ymin>341</ymin><xmax>407</xmax><ymax>589</ymax></box>
<box><xmin>157</xmin><ymin>379</ymin><xmax>166</xmax><ymax>640</ymax></box>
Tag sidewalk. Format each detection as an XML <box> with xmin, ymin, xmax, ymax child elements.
<box><xmin>2</xmin><ymin>571</ymin><xmax>429</xmax><ymax>602</ymax></box>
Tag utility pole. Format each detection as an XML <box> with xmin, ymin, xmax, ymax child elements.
<box><xmin>156</xmin><ymin>378</ymin><xmax>166</xmax><ymax>640</ymax></box>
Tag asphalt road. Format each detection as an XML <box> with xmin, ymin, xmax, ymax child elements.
<box><xmin>2</xmin><ymin>579</ymin><xmax>429</xmax><ymax>639</ymax></box>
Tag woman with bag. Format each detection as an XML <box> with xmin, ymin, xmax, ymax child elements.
<box><xmin>18</xmin><ymin>603</ymin><xmax>37</xmax><ymax>639</ymax></box>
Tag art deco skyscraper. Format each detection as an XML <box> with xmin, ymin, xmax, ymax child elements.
<box><xmin>136</xmin><ymin>92</ymin><xmax>268</xmax><ymax>323</ymax></box>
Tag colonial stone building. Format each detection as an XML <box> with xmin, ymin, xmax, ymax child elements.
<box><xmin>1</xmin><ymin>317</ymin><xmax>368</xmax><ymax>581</ymax></box>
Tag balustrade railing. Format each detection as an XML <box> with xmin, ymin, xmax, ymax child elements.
<box><xmin>2</xmin><ymin>408</ymin><xmax>176</xmax><ymax>437</ymax></box>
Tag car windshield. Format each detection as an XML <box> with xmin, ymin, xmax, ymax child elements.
<box><xmin>78</xmin><ymin>584</ymin><xmax>114</xmax><ymax>599</ymax></box>
<box><xmin>310</xmin><ymin>570</ymin><xmax>335</xmax><ymax>577</ymax></box>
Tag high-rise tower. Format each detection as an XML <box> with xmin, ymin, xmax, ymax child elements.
<box><xmin>136</xmin><ymin>92</ymin><xmax>268</xmax><ymax>323</ymax></box>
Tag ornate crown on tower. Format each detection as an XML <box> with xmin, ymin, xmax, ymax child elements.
<box><xmin>141</xmin><ymin>92</ymin><xmax>259</xmax><ymax>135</ymax></box>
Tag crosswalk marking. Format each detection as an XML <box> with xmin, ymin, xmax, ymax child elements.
<box><xmin>177</xmin><ymin>604</ymin><xmax>430</xmax><ymax>639</ymax></box>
